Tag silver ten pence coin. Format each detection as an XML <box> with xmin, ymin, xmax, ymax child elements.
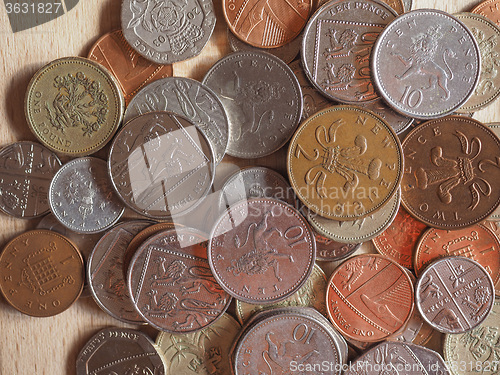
<box><xmin>202</xmin><ymin>51</ymin><xmax>303</xmax><ymax>158</ymax></box>
<box><xmin>124</xmin><ymin>77</ymin><xmax>229</xmax><ymax>165</ymax></box>
<box><xmin>49</xmin><ymin>157</ymin><xmax>125</xmax><ymax>234</ymax></box>
<box><xmin>121</xmin><ymin>0</ymin><xmax>216</xmax><ymax>64</ymax></box>
<box><xmin>108</xmin><ymin>111</ymin><xmax>215</xmax><ymax>219</ymax></box>
<box><xmin>372</xmin><ymin>9</ymin><xmax>481</xmax><ymax>119</ymax></box>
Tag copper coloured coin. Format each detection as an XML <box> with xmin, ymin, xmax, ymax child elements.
<box><xmin>0</xmin><ymin>230</ymin><xmax>84</xmax><ymax>317</ymax></box>
<box><xmin>401</xmin><ymin>116</ymin><xmax>500</xmax><ymax>229</ymax></box>
<box><xmin>472</xmin><ymin>0</ymin><xmax>500</xmax><ymax>26</ymax></box>
<box><xmin>208</xmin><ymin>198</ymin><xmax>316</xmax><ymax>304</ymax></box>
<box><xmin>314</xmin><ymin>233</ymin><xmax>360</xmax><ymax>262</ymax></box>
<box><xmin>223</xmin><ymin>0</ymin><xmax>313</xmax><ymax>49</ymax></box>
<box><xmin>326</xmin><ymin>254</ymin><xmax>414</xmax><ymax>342</ymax></box>
<box><xmin>414</xmin><ymin>224</ymin><xmax>500</xmax><ymax>296</ymax></box>
<box><xmin>415</xmin><ymin>256</ymin><xmax>495</xmax><ymax>334</ymax></box>
<box><xmin>88</xmin><ymin>30</ymin><xmax>173</xmax><ymax>104</ymax></box>
<box><xmin>128</xmin><ymin>227</ymin><xmax>231</xmax><ymax>333</ymax></box>
<box><xmin>372</xmin><ymin>206</ymin><xmax>427</xmax><ymax>269</ymax></box>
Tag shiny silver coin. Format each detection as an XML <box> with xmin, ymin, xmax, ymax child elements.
<box><xmin>121</xmin><ymin>0</ymin><xmax>215</xmax><ymax>64</ymax></box>
<box><xmin>360</xmin><ymin>98</ymin><xmax>414</xmax><ymax>134</ymax></box>
<box><xmin>219</xmin><ymin>166</ymin><xmax>296</xmax><ymax>210</ymax></box>
<box><xmin>301</xmin><ymin>0</ymin><xmax>398</xmax><ymax>104</ymax></box>
<box><xmin>0</xmin><ymin>141</ymin><xmax>61</xmax><ymax>218</ymax></box>
<box><xmin>372</xmin><ymin>9</ymin><xmax>481</xmax><ymax>119</ymax></box>
<box><xmin>49</xmin><ymin>157</ymin><xmax>124</xmax><ymax>234</ymax></box>
<box><xmin>108</xmin><ymin>111</ymin><xmax>215</xmax><ymax>220</ymax></box>
<box><xmin>123</xmin><ymin>77</ymin><xmax>229</xmax><ymax>165</ymax></box>
<box><xmin>202</xmin><ymin>51</ymin><xmax>303</xmax><ymax>158</ymax></box>
<box><xmin>415</xmin><ymin>256</ymin><xmax>495</xmax><ymax>334</ymax></box>
<box><xmin>227</xmin><ymin>28</ymin><xmax>301</xmax><ymax>64</ymax></box>
<box><xmin>87</xmin><ymin>220</ymin><xmax>153</xmax><ymax>324</ymax></box>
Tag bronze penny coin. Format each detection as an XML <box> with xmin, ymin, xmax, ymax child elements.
<box><xmin>76</xmin><ymin>327</ymin><xmax>165</xmax><ymax>375</ymax></box>
<box><xmin>88</xmin><ymin>30</ymin><xmax>173</xmax><ymax>105</ymax></box>
<box><xmin>287</xmin><ymin>105</ymin><xmax>403</xmax><ymax>221</ymax></box>
<box><xmin>415</xmin><ymin>256</ymin><xmax>495</xmax><ymax>334</ymax></box>
<box><xmin>223</xmin><ymin>0</ymin><xmax>313</xmax><ymax>49</ymax></box>
<box><xmin>0</xmin><ymin>229</ymin><xmax>84</xmax><ymax>317</ymax></box>
<box><xmin>414</xmin><ymin>224</ymin><xmax>500</xmax><ymax>296</ymax></box>
<box><xmin>380</xmin><ymin>0</ymin><xmax>404</xmax><ymax>14</ymax></box>
<box><xmin>326</xmin><ymin>254</ymin><xmax>414</xmax><ymax>342</ymax></box>
<box><xmin>472</xmin><ymin>0</ymin><xmax>500</xmax><ymax>26</ymax></box>
<box><xmin>372</xmin><ymin>206</ymin><xmax>428</xmax><ymax>269</ymax></box>
<box><xmin>401</xmin><ymin>116</ymin><xmax>500</xmax><ymax>229</ymax></box>
<box><xmin>208</xmin><ymin>198</ymin><xmax>316</xmax><ymax>304</ymax></box>
<box><xmin>314</xmin><ymin>233</ymin><xmax>361</xmax><ymax>262</ymax></box>
<box><xmin>128</xmin><ymin>227</ymin><xmax>231</xmax><ymax>333</ymax></box>
<box><xmin>486</xmin><ymin>123</ymin><xmax>500</xmax><ymax>220</ymax></box>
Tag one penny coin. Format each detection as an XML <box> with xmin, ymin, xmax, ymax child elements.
<box><xmin>0</xmin><ymin>230</ymin><xmax>84</xmax><ymax>317</ymax></box>
<box><xmin>486</xmin><ymin>123</ymin><xmax>500</xmax><ymax>220</ymax></box>
<box><xmin>326</xmin><ymin>254</ymin><xmax>414</xmax><ymax>342</ymax></box>
<box><xmin>401</xmin><ymin>116</ymin><xmax>500</xmax><ymax>229</ymax></box>
<box><xmin>472</xmin><ymin>0</ymin><xmax>500</xmax><ymax>26</ymax></box>
<box><xmin>415</xmin><ymin>256</ymin><xmax>495</xmax><ymax>334</ymax></box>
<box><xmin>288</xmin><ymin>105</ymin><xmax>403</xmax><ymax>220</ymax></box>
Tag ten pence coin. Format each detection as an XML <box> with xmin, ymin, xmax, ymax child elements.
<box><xmin>0</xmin><ymin>230</ymin><xmax>84</xmax><ymax>317</ymax></box>
<box><xmin>287</xmin><ymin>105</ymin><xmax>403</xmax><ymax>221</ymax></box>
<box><xmin>25</xmin><ymin>57</ymin><xmax>124</xmax><ymax>156</ymax></box>
<box><xmin>400</xmin><ymin>116</ymin><xmax>500</xmax><ymax>229</ymax></box>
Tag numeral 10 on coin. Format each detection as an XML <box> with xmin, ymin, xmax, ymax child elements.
<box><xmin>400</xmin><ymin>86</ymin><xmax>423</xmax><ymax>108</ymax></box>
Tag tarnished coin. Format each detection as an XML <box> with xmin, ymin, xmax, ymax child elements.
<box><xmin>307</xmin><ymin>187</ymin><xmax>401</xmax><ymax>244</ymax></box>
<box><xmin>301</xmin><ymin>0</ymin><xmax>398</xmax><ymax>104</ymax></box>
<box><xmin>121</xmin><ymin>0</ymin><xmax>216</xmax><ymax>64</ymax></box>
<box><xmin>219</xmin><ymin>166</ymin><xmax>296</xmax><ymax>210</ymax></box>
<box><xmin>372</xmin><ymin>206</ymin><xmax>427</xmax><ymax>269</ymax></box>
<box><xmin>444</xmin><ymin>298</ymin><xmax>500</xmax><ymax>375</ymax></box>
<box><xmin>289</xmin><ymin>59</ymin><xmax>334</xmax><ymax>120</ymax></box>
<box><xmin>288</xmin><ymin>105</ymin><xmax>403</xmax><ymax>221</ymax></box>
<box><xmin>223</xmin><ymin>0</ymin><xmax>313</xmax><ymax>49</ymax></box>
<box><xmin>88</xmin><ymin>30</ymin><xmax>173</xmax><ymax>105</ymax></box>
<box><xmin>401</xmin><ymin>116</ymin><xmax>500</xmax><ymax>229</ymax></box>
<box><xmin>327</xmin><ymin>254</ymin><xmax>414</xmax><ymax>342</ymax></box>
<box><xmin>413</xmin><ymin>224</ymin><xmax>500</xmax><ymax>296</ymax></box>
<box><xmin>156</xmin><ymin>313</ymin><xmax>241</xmax><ymax>375</ymax></box>
<box><xmin>472</xmin><ymin>0</ymin><xmax>500</xmax><ymax>27</ymax></box>
<box><xmin>372</xmin><ymin>10</ymin><xmax>481</xmax><ymax>119</ymax></box>
<box><xmin>486</xmin><ymin>123</ymin><xmax>500</xmax><ymax>220</ymax></box>
<box><xmin>227</xmin><ymin>28</ymin><xmax>301</xmax><ymax>64</ymax></box>
<box><xmin>360</xmin><ymin>99</ymin><xmax>414</xmax><ymax>134</ymax></box>
<box><xmin>0</xmin><ymin>141</ymin><xmax>61</xmax><ymax>218</ymax></box>
<box><xmin>415</xmin><ymin>256</ymin><xmax>495</xmax><ymax>334</ymax></box>
<box><xmin>87</xmin><ymin>220</ymin><xmax>153</xmax><ymax>324</ymax></box>
<box><xmin>108</xmin><ymin>111</ymin><xmax>215</xmax><ymax>219</ymax></box>
<box><xmin>233</xmin><ymin>308</ymin><xmax>345</xmax><ymax>375</ymax></box>
<box><xmin>454</xmin><ymin>13</ymin><xmax>500</xmax><ymax>112</ymax></box>
<box><xmin>0</xmin><ymin>230</ymin><xmax>84</xmax><ymax>317</ymax></box>
<box><xmin>76</xmin><ymin>327</ymin><xmax>165</xmax><ymax>375</ymax></box>
<box><xmin>344</xmin><ymin>341</ymin><xmax>450</xmax><ymax>375</ymax></box>
<box><xmin>128</xmin><ymin>228</ymin><xmax>231</xmax><ymax>333</ymax></box>
<box><xmin>25</xmin><ymin>57</ymin><xmax>124</xmax><ymax>156</ymax></box>
<box><xmin>235</xmin><ymin>264</ymin><xmax>328</xmax><ymax>324</ymax></box>
<box><xmin>123</xmin><ymin>77</ymin><xmax>229</xmax><ymax>165</ymax></box>
<box><xmin>314</xmin><ymin>233</ymin><xmax>360</xmax><ymax>261</ymax></box>
<box><xmin>49</xmin><ymin>157</ymin><xmax>124</xmax><ymax>234</ymax></box>
<box><xmin>208</xmin><ymin>198</ymin><xmax>316</xmax><ymax>304</ymax></box>
<box><xmin>202</xmin><ymin>51</ymin><xmax>303</xmax><ymax>158</ymax></box>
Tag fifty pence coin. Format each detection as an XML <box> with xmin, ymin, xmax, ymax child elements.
<box><xmin>88</xmin><ymin>29</ymin><xmax>173</xmax><ymax>105</ymax></box>
<box><xmin>372</xmin><ymin>10</ymin><xmax>481</xmax><ymax>119</ymax></box>
<box><xmin>123</xmin><ymin>77</ymin><xmax>229</xmax><ymax>165</ymax></box>
<box><xmin>202</xmin><ymin>51</ymin><xmax>303</xmax><ymax>158</ymax></box>
<box><xmin>76</xmin><ymin>327</ymin><xmax>165</xmax><ymax>375</ymax></box>
<box><xmin>415</xmin><ymin>256</ymin><xmax>495</xmax><ymax>334</ymax></box>
<box><xmin>108</xmin><ymin>111</ymin><xmax>215</xmax><ymax>219</ymax></box>
<box><xmin>49</xmin><ymin>157</ymin><xmax>124</xmax><ymax>234</ymax></box>
<box><xmin>0</xmin><ymin>230</ymin><xmax>84</xmax><ymax>317</ymax></box>
<box><xmin>128</xmin><ymin>227</ymin><xmax>231</xmax><ymax>333</ymax></box>
<box><xmin>25</xmin><ymin>57</ymin><xmax>124</xmax><ymax>156</ymax></box>
<box><xmin>0</xmin><ymin>141</ymin><xmax>61</xmax><ymax>218</ymax></box>
<box><xmin>87</xmin><ymin>220</ymin><xmax>153</xmax><ymax>324</ymax></box>
<box><xmin>301</xmin><ymin>0</ymin><xmax>398</xmax><ymax>104</ymax></box>
<box><xmin>401</xmin><ymin>116</ymin><xmax>500</xmax><ymax>229</ymax></box>
<box><xmin>121</xmin><ymin>0</ymin><xmax>216</xmax><ymax>64</ymax></box>
<box><xmin>208</xmin><ymin>198</ymin><xmax>316</xmax><ymax>304</ymax></box>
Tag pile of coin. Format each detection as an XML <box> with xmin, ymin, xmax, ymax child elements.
<box><xmin>1</xmin><ymin>0</ymin><xmax>500</xmax><ymax>374</ymax></box>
